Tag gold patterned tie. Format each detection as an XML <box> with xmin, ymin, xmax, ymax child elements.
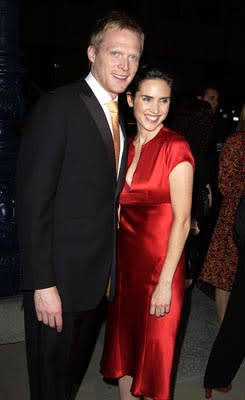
<box><xmin>106</xmin><ymin>100</ymin><xmax>120</xmax><ymax>174</ymax></box>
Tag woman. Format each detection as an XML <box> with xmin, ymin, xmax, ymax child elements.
<box><xmin>101</xmin><ymin>66</ymin><xmax>194</xmax><ymax>400</ymax></box>
<box><xmin>202</xmin><ymin>105</ymin><xmax>245</xmax><ymax>398</ymax></box>
<box><xmin>200</xmin><ymin>127</ymin><xmax>245</xmax><ymax>324</ymax></box>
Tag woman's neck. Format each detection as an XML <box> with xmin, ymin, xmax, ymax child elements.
<box><xmin>134</xmin><ymin>125</ymin><xmax>163</xmax><ymax>146</ymax></box>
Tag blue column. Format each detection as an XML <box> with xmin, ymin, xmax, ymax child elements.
<box><xmin>0</xmin><ymin>0</ymin><xmax>23</xmax><ymax>296</ymax></box>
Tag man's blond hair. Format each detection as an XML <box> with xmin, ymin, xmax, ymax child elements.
<box><xmin>89</xmin><ymin>10</ymin><xmax>144</xmax><ymax>55</ymax></box>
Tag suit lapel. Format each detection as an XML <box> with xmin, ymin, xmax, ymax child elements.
<box><xmin>79</xmin><ymin>80</ymin><xmax>116</xmax><ymax>178</ymax></box>
<box><xmin>79</xmin><ymin>79</ymin><xmax>128</xmax><ymax>192</ymax></box>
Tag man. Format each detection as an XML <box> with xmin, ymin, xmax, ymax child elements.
<box><xmin>17</xmin><ymin>11</ymin><xmax>144</xmax><ymax>400</ymax></box>
<box><xmin>197</xmin><ymin>86</ymin><xmax>219</xmax><ymax>114</ymax></box>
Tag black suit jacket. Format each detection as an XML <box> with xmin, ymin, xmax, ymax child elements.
<box><xmin>16</xmin><ymin>78</ymin><xmax>127</xmax><ymax>312</ymax></box>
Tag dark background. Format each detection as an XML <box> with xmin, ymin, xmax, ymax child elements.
<box><xmin>20</xmin><ymin>0</ymin><xmax>245</xmax><ymax>116</ymax></box>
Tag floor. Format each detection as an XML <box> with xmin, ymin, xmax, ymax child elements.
<box><xmin>0</xmin><ymin>287</ymin><xmax>245</xmax><ymax>399</ymax></box>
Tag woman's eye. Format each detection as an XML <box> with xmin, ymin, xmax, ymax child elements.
<box><xmin>160</xmin><ymin>98</ymin><xmax>170</xmax><ymax>104</ymax></box>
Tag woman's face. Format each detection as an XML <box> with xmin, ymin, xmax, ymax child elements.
<box><xmin>127</xmin><ymin>78</ymin><xmax>171</xmax><ymax>136</ymax></box>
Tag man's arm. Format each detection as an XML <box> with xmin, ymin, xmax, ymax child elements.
<box><xmin>17</xmin><ymin>91</ymin><xmax>67</xmax><ymax>331</ymax></box>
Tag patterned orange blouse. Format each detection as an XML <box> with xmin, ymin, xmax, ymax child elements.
<box><xmin>200</xmin><ymin>131</ymin><xmax>245</xmax><ymax>291</ymax></box>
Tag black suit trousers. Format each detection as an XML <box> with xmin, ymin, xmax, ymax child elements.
<box><xmin>23</xmin><ymin>292</ymin><xmax>106</xmax><ymax>400</ymax></box>
<box><xmin>204</xmin><ymin>246</ymin><xmax>245</xmax><ymax>388</ymax></box>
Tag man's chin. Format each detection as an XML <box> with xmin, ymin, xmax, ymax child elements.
<box><xmin>117</xmin><ymin>85</ymin><xmax>130</xmax><ymax>94</ymax></box>
<box><xmin>111</xmin><ymin>79</ymin><xmax>130</xmax><ymax>93</ymax></box>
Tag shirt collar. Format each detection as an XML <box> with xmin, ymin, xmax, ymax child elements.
<box><xmin>85</xmin><ymin>72</ymin><xmax>118</xmax><ymax>106</ymax></box>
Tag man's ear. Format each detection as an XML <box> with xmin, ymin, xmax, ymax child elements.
<box><xmin>126</xmin><ymin>92</ymin><xmax>134</xmax><ymax>107</ymax></box>
<box><xmin>87</xmin><ymin>45</ymin><xmax>96</xmax><ymax>63</ymax></box>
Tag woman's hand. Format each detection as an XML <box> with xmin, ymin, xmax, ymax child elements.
<box><xmin>150</xmin><ymin>281</ymin><xmax>172</xmax><ymax>317</ymax></box>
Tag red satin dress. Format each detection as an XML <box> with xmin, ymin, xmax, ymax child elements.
<box><xmin>101</xmin><ymin>127</ymin><xmax>194</xmax><ymax>400</ymax></box>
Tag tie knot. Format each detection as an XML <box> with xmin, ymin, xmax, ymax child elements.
<box><xmin>106</xmin><ymin>100</ymin><xmax>118</xmax><ymax>114</ymax></box>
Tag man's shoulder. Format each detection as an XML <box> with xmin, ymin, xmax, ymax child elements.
<box><xmin>46</xmin><ymin>80</ymin><xmax>83</xmax><ymax>100</ymax></box>
<box><xmin>33</xmin><ymin>79</ymin><xmax>87</xmax><ymax>113</ymax></box>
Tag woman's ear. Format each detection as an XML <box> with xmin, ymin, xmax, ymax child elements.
<box><xmin>126</xmin><ymin>92</ymin><xmax>134</xmax><ymax>107</ymax></box>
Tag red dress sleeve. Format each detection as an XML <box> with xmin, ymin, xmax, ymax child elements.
<box><xmin>165</xmin><ymin>134</ymin><xmax>195</xmax><ymax>176</ymax></box>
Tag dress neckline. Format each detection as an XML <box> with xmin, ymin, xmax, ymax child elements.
<box><xmin>126</xmin><ymin>127</ymin><xmax>166</xmax><ymax>189</ymax></box>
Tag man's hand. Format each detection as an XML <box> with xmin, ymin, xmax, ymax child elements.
<box><xmin>34</xmin><ymin>286</ymin><xmax>63</xmax><ymax>332</ymax></box>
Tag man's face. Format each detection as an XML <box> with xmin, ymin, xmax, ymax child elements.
<box><xmin>87</xmin><ymin>28</ymin><xmax>141</xmax><ymax>99</ymax></box>
<box><xmin>202</xmin><ymin>88</ymin><xmax>219</xmax><ymax>113</ymax></box>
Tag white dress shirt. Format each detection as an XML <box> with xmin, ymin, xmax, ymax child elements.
<box><xmin>85</xmin><ymin>72</ymin><xmax>124</xmax><ymax>171</ymax></box>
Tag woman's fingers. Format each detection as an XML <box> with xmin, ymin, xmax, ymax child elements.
<box><xmin>150</xmin><ymin>303</ymin><xmax>169</xmax><ymax>317</ymax></box>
